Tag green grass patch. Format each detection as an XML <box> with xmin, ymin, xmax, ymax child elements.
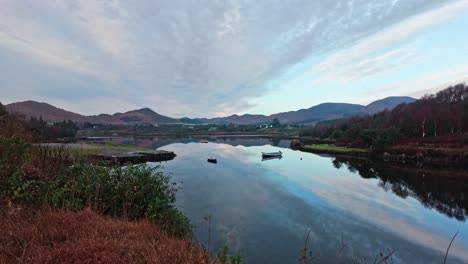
<box><xmin>302</xmin><ymin>144</ymin><xmax>368</xmax><ymax>153</ymax></box>
<box><xmin>88</xmin><ymin>141</ymin><xmax>152</xmax><ymax>151</ymax></box>
<box><xmin>32</xmin><ymin>142</ymin><xmax>153</xmax><ymax>159</ymax></box>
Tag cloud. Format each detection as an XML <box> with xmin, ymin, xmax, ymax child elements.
<box><xmin>365</xmin><ymin>64</ymin><xmax>468</xmax><ymax>99</ymax></box>
<box><xmin>308</xmin><ymin>0</ymin><xmax>468</xmax><ymax>85</ymax></box>
<box><xmin>309</xmin><ymin>174</ymin><xmax>468</xmax><ymax>262</ymax></box>
<box><xmin>0</xmin><ymin>0</ymin><xmax>464</xmax><ymax>117</ymax></box>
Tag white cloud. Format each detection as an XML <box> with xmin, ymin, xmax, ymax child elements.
<box><xmin>0</xmin><ymin>1</ymin><xmax>124</xmax><ymax>83</ymax></box>
<box><xmin>71</xmin><ymin>0</ymin><xmax>135</xmax><ymax>63</ymax></box>
<box><xmin>0</xmin><ymin>0</ymin><xmax>464</xmax><ymax>116</ymax></box>
<box><xmin>309</xmin><ymin>0</ymin><xmax>468</xmax><ymax>85</ymax></box>
<box><xmin>355</xmin><ymin>64</ymin><xmax>468</xmax><ymax>105</ymax></box>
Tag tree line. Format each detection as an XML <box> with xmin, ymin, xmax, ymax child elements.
<box><xmin>301</xmin><ymin>83</ymin><xmax>468</xmax><ymax>151</ymax></box>
<box><xmin>0</xmin><ymin>103</ymin><xmax>78</xmax><ymax>142</ymax></box>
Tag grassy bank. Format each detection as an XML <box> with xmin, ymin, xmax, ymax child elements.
<box><xmin>1</xmin><ymin>137</ymin><xmax>192</xmax><ymax>236</ymax></box>
<box><xmin>0</xmin><ymin>130</ymin><xmax>246</xmax><ymax>263</ymax></box>
<box><xmin>0</xmin><ymin>208</ymin><xmax>212</xmax><ymax>264</ymax></box>
<box><xmin>0</xmin><ymin>105</ymin><xmax>244</xmax><ymax>263</ymax></box>
<box><xmin>301</xmin><ymin>144</ymin><xmax>369</xmax><ymax>154</ymax></box>
<box><xmin>41</xmin><ymin>141</ymin><xmax>154</xmax><ymax>158</ymax></box>
<box><xmin>87</xmin><ymin>141</ymin><xmax>152</xmax><ymax>151</ymax></box>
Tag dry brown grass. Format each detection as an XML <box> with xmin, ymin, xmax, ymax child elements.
<box><xmin>0</xmin><ymin>207</ymin><xmax>214</xmax><ymax>264</ymax></box>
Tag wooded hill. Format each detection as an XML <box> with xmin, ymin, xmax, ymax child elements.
<box><xmin>301</xmin><ymin>83</ymin><xmax>468</xmax><ymax>150</ymax></box>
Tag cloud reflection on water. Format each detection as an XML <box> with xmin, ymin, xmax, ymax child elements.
<box><xmin>152</xmin><ymin>141</ymin><xmax>467</xmax><ymax>263</ymax></box>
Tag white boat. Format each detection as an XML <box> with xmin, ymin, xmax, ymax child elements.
<box><xmin>261</xmin><ymin>151</ymin><xmax>282</xmax><ymax>158</ymax></box>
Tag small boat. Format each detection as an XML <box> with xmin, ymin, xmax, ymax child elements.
<box><xmin>262</xmin><ymin>151</ymin><xmax>282</xmax><ymax>158</ymax></box>
<box><xmin>207</xmin><ymin>157</ymin><xmax>217</xmax><ymax>163</ymax></box>
<box><xmin>200</xmin><ymin>140</ymin><xmax>209</xmax><ymax>143</ymax></box>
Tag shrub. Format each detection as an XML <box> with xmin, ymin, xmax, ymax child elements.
<box><xmin>44</xmin><ymin>163</ymin><xmax>192</xmax><ymax>238</ymax></box>
<box><xmin>0</xmin><ymin>136</ymin><xmax>31</xmax><ymax>202</ymax></box>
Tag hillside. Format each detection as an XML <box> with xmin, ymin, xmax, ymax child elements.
<box><xmin>271</xmin><ymin>103</ymin><xmax>364</xmax><ymax>124</ymax></box>
<box><xmin>300</xmin><ymin>83</ymin><xmax>468</xmax><ymax>151</ymax></box>
<box><xmin>191</xmin><ymin>96</ymin><xmax>416</xmax><ymax>125</ymax></box>
<box><xmin>5</xmin><ymin>96</ymin><xmax>415</xmax><ymax>125</ymax></box>
<box><xmin>6</xmin><ymin>101</ymin><xmax>176</xmax><ymax>124</ymax></box>
<box><xmin>6</xmin><ymin>101</ymin><xmax>88</xmax><ymax>122</ymax></box>
<box><xmin>362</xmin><ymin>96</ymin><xmax>416</xmax><ymax>114</ymax></box>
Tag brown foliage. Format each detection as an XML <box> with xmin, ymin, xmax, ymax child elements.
<box><xmin>0</xmin><ymin>208</ymin><xmax>213</xmax><ymax>264</ymax></box>
<box><xmin>26</xmin><ymin>144</ymin><xmax>73</xmax><ymax>180</ymax></box>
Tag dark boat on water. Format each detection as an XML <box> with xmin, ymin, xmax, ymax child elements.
<box><xmin>261</xmin><ymin>151</ymin><xmax>282</xmax><ymax>158</ymax></box>
<box><xmin>262</xmin><ymin>155</ymin><xmax>282</xmax><ymax>162</ymax></box>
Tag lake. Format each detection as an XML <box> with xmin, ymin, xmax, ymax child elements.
<box><xmin>115</xmin><ymin>137</ymin><xmax>468</xmax><ymax>263</ymax></box>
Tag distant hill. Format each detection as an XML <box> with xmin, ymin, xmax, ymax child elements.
<box><xmin>6</xmin><ymin>101</ymin><xmax>88</xmax><ymax>122</ymax></box>
<box><xmin>6</xmin><ymin>101</ymin><xmax>176</xmax><ymax>124</ymax></box>
<box><xmin>270</xmin><ymin>103</ymin><xmax>364</xmax><ymax>124</ymax></box>
<box><xmin>188</xmin><ymin>97</ymin><xmax>416</xmax><ymax>125</ymax></box>
<box><xmin>5</xmin><ymin>96</ymin><xmax>416</xmax><ymax>125</ymax></box>
<box><xmin>362</xmin><ymin>96</ymin><xmax>416</xmax><ymax>114</ymax></box>
<box><xmin>110</xmin><ymin>108</ymin><xmax>175</xmax><ymax>124</ymax></box>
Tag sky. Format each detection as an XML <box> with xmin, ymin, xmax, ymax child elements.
<box><xmin>0</xmin><ymin>0</ymin><xmax>467</xmax><ymax>118</ymax></box>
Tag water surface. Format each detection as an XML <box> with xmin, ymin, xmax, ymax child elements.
<box><xmin>123</xmin><ymin>137</ymin><xmax>467</xmax><ymax>263</ymax></box>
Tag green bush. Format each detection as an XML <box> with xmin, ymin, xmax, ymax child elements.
<box><xmin>218</xmin><ymin>245</ymin><xmax>243</xmax><ymax>264</ymax></box>
<box><xmin>0</xmin><ymin>135</ymin><xmax>191</xmax><ymax>238</ymax></box>
<box><xmin>44</xmin><ymin>162</ymin><xmax>192</xmax><ymax>238</ymax></box>
<box><xmin>0</xmin><ymin>136</ymin><xmax>31</xmax><ymax>201</ymax></box>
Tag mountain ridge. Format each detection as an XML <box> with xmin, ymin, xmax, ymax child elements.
<box><xmin>4</xmin><ymin>96</ymin><xmax>416</xmax><ymax>125</ymax></box>
<box><xmin>5</xmin><ymin>101</ymin><xmax>176</xmax><ymax>125</ymax></box>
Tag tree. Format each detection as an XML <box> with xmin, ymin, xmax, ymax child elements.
<box><xmin>0</xmin><ymin>102</ymin><xmax>7</xmax><ymax>117</ymax></box>
<box><xmin>272</xmin><ymin>118</ymin><xmax>281</xmax><ymax>128</ymax></box>
<box><xmin>300</xmin><ymin>83</ymin><xmax>468</xmax><ymax>145</ymax></box>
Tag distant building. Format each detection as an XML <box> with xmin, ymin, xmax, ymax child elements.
<box><xmin>208</xmin><ymin>127</ymin><xmax>217</xmax><ymax>132</ymax></box>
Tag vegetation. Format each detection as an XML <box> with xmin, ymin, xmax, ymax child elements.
<box><xmin>302</xmin><ymin>144</ymin><xmax>368</xmax><ymax>153</ymax></box>
<box><xmin>0</xmin><ymin>142</ymin><xmax>191</xmax><ymax>239</ymax></box>
<box><xmin>2</xmin><ymin>102</ymin><xmax>246</xmax><ymax>262</ymax></box>
<box><xmin>1</xmin><ymin>209</ymin><xmax>212</xmax><ymax>264</ymax></box>
<box><xmin>272</xmin><ymin>117</ymin><xmax>281</xmax><ymax>128</ymax></box>
<box><xmin>87</xmin><ymin>140</ymin><xmax>153</xmax><ymax>151</ymax></box>
<box><xmin>79</xmin><ymin>121</ymin><xmax>302</xmax><ymax>138</ymax></box>
<box><xmin>218</xmin><ymin>246</ymin><xmax>243</xmax><ymax>264</ymax></box>
<box><xmin>301</xmin><ymin>84</ymin><xmax>468</xmax><ymax>152</ymax></box>
<box><xmin>330</xmin><ymin>156</ymin><xmax>468</xmax><ymax>221</ymax></box>
<box><xmin>1</xmin><ymin>101</ymin><xmax>249</xmax><ymax>263</ymax></box>
<box><xmin>28</xmin><ymin>117</ymin><xmax>78</xmax><ymax>142</ymax></box>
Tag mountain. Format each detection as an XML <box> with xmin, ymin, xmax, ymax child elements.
<box><xmin>270</xmin><ymin>103</ymin><xmax>364</xmax><ymax>124</ymax></box>
<box><xmin>362</xmin><ymin>96</ymin><xmax>416</xmax><ymax>114</ymax></box>
<box><xmin>5</xmin><ymin>96</ymin><xmax>416</xmax><ymax>125</ymax></box>
<box><xmin>201</xmin><ymin>114</ymin><xmax>270</xmax><ymax>125</ymax></box>
<box><xmin>191</xmin><ymin>97</ymin><xmax>415</xmax><ymax>125</ymax></box>
<box><xmin>6</xmin><ymin>101</ymin><xmax>176</xmax><ymax>124</ymax></box>
<box><xmin>111</xmin><ymin>108</ymin><xmax>175</xmax><ymax>124</ymax></box>
<box><xmin>6</xmin><ymin>101</ymin><xmax>88</xmax><ymax>122</ymax></box>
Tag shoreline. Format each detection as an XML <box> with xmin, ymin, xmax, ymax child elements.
<box><xmin>297</xmin><ymin>143</ymin><xmax>468</xmax><ymax>169</ymax></box>
<box><xmin>78</xmin><ymin>131</ymin><xmax>300</xmax><ymax>138</ymax></box>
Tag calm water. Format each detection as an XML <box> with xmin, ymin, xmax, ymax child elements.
<box><xmin>117</xmin><ymin>137</ymin><xmax>468</xmax><ymax>263</ymax></box>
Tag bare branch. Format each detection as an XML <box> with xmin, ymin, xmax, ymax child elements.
<box><xmin>377</xmin><ymin>250</ymin><xmax>395</xmax><ymax>264</ymax></box>
<box><xmin>443</xmin><ymin>231</ymin><xmax>459</xmax><ymax>264</ymax></box>
<box><xmin>334</xmin><ymin>232</ymin><xmax>346</xmax><ymax>264</ymax></box>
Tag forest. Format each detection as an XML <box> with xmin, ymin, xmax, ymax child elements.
<box><xmin>301</xmin><ymin>83</ymin><xmax>468</xmax><ymax>151</ymax></box>
<box><xmin>0</xmin><ymin>103</ymin><xmax>78</xmax><ymax>142</ymax></box>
